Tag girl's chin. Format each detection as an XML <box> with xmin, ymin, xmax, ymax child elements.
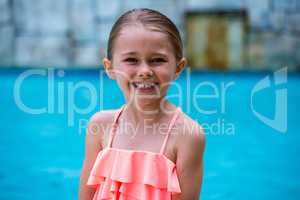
<box><xmin>126</xmin><ymin>92</ymin><xmax>162</xmax><ymax>103</ymax></box>
<box><xmin>133</xmin><ymin>93</ymin><xmax>161</xmax><ymax>100</ymax></box>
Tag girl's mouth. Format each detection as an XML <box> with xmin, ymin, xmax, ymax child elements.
<box><xmin>131</xmin><ymin>82</ymin><xmax>159</xmax><ymax>94</ymax></box>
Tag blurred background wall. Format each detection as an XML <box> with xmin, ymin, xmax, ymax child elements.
<box><xmin>0</xmin><ymin>0</ymin><xmax>299</xmax><ymax>71</ymax></box>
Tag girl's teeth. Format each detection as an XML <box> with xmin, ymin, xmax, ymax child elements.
<box><xmin>134</xmin><ymin>83</ymin><xmax>155</xmax><ymax>89</ymax></box>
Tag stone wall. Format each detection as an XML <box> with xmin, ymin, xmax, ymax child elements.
<box><xmin>0</xmin><ymin>0</ymin><xmax>299</xmax><ymax>70</ymax></box>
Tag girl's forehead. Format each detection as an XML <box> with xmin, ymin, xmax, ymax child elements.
<box><xmin>114</xmin><ymin>26</ymin><xmax>173</xmax><ymax>54</ymax></box>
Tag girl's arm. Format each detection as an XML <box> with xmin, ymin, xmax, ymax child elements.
<box><xmin>172</xmin><ymin>124</ymin><xmax>206</xmax><ymax>200</ymax></box>
<box><xmin>79</xmin><ymin>112</ymin><xmax>106</xmax><ymax>200</ymax></box>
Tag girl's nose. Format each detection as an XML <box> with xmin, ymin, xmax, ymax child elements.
<box><xmin>137</xmin><ymin>64</ymin><xmax>154</xmax><ymax>78</ymax></box>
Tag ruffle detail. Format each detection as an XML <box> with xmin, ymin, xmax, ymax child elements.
<box><xmin>87</xmin><ymin>148</ymin><xmax>181</xmax><ymax>200</ymax></box>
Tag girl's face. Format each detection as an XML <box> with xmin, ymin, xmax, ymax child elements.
<box><xmin>103</xmin><ymin>25</ymin><xmax>186</xmax><ymax>104</ymax></box>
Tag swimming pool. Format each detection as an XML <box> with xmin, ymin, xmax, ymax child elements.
<box><xmin>0</xmin><ymin>68</ymin><xmax>299</xmax><ymax>199</ymax></box>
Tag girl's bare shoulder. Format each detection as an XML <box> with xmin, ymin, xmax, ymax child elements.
<box><xmin>174</xmin><ymin>110</ymin><xmax>205</xmax><ymax>152</ymax></box>
<box><xmin>86</xmin><ymin>109</ymin><xmax>119</xmax><ymax>148</ymax></box>
<box><xmin>89</xmin><ymin>109</ymin><xmax>117</xmax><ymax>125</ymax></box>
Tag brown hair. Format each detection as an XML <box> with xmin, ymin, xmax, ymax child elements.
<box><xmin>107</xmin><ymin>8</ymin><xmax>183</xmax><ymax>62</ymax></box>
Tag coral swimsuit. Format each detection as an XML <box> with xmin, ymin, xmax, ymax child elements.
<box><xmin>87</xmin><ymin>104</ymin><xmax>182</xmax><ymax>200</ymax></box>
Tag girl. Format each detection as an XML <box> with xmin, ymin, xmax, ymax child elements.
<box><xmin>79</xmin><ymin>8</ymin><xmax>205</xmax><ymax>200</ymax></box>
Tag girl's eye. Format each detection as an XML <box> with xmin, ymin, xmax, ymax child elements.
<box><xmin>124</xmin><ymin>58</ymin><xmax>138</xmax><ymax>63</ymax></box>
<box><xmin>151</xmin><ymin>58</ymin><xmax>167</xmax><ymax>63</ymax></box>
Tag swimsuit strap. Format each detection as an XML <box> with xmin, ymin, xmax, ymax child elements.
<box><xmin>159</xmin><ymin>107</ymin><xmax>181</xmax><ymax>155</ymax></box>
<box><xmin>108</xmin><ymin>104</ymin><xmax>126</xmax><ymax>148</ymax></box>
<box><xmin>108</xmin><ymin>104</ymin><xmax>182</xmax><ymax>154</ymax></box>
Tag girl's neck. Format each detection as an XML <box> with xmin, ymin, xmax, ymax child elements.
<box><xmin>122</xmin><ymin>99</ymin><xmax>176</xmax><ymax>127</ymax></box>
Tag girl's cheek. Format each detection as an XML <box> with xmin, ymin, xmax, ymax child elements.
<box><xmin>159</xmin><ymin>70</ymin><xmax>174</xmax><ymax>81</ymax></box>
<box><xmin>115</xmin><ymin>66</ymin><xmax>134</xmax><ymax>80</ymax></box>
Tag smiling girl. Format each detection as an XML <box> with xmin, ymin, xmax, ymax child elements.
<box><xmin>79</xmin><ymin>8</ymin><xmax>205</xmax><ymax>200</ymax></box>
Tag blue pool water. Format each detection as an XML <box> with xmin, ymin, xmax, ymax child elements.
<box><xmin>0</xmin><ymin>68</ymin><xmax>299</xmax><ymax>200</ymax></box>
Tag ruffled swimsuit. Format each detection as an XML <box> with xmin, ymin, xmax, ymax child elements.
<box><xmin>87</xmin><ymin>105</ymin><xmax>182</xmax><ymax>200</ymax></box>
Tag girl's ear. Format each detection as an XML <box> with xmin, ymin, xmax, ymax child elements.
<box><xmin>174</xmin><ymin>57</ymin><xmax>187</xmax><ymax>79</ymax></box>
<box><xmin>103</xmin><ymin>57</ymin><xmax>116</xmax><ymax>79</ymax></box>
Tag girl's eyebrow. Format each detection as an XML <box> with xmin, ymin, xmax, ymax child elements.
<box><xmin>121</xmin><ymin>52</ymin><xmax>168</xmax><ymax>57</ymax></box>
<box><xmin>122</xmin><ymin>52</ymin><xmax>137</xmax><ymax>56</ymax></box>
<box><xmin>152</xmin><ymin>52</ymin><xmax>168</xmax><ymax>57</ymax></box>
